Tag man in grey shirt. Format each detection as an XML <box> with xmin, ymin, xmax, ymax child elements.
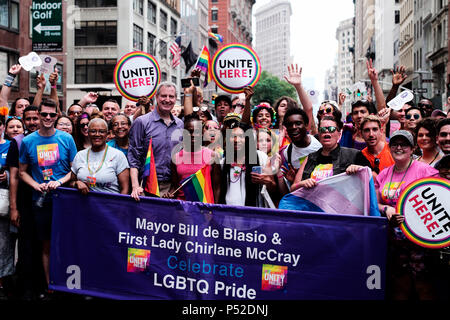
<box><xmin>128</xmin><ymin>82</ymin><xmax>184</xmax><ymax>200</ymax></box>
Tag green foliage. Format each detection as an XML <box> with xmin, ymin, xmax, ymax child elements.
<box><xmin>252</xmin><ymin>71</ymin><xmax>298</xmax><ymax>106</ymax></box>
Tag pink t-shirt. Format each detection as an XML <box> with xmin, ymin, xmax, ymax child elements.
<box><xmin>174</xmin><ymin>147</ymin><xmax>214</xmax><ymax>199</ymax></box>
<box><xmin>375</xmin><ymin>160</ymin><xmax>439</xmax><ymax>207</ymax></box>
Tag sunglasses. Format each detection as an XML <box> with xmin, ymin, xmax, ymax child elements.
<box><xmin>40</xmin><ymin>112</ymin><xmax>57</xmax><ymax>118</ymax></box>
<box><xmin>7</xmin><ymin>116</ymin><xmax>21</xmax><ymax>120</ymax></box>
<box><xmin>79</xmin><ymin>122</ymin><xmax>89</xmax><ymax>127</ymax></box>
<box><xmin>406</xmin><ymin>114</ymin><xmax>420</xmax><ymax>120</ymax></box>
<box><xmin>318</xmin><ymin>126</ymin><xmax>338</xmax><ymax>133</ymax></box>
<box><xmin>193</xmin><ymin>106</ymin><xmax>208</xmax><ymax>112</ymax></box>
<box><xmin>318</xmin><ymin>107</ymin><xmax>333</xmax><ymax>116</ymax></box>
<box><xmin>373</xmin><ymin>158</ymin><xmax>380</xmax><ymax>174</ymax></box>
<box><xmin>69</xmin><ymin>110</ymin><xmax>82</xmax><ymax>116</ymax></box>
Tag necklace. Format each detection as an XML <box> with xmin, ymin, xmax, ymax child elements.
<box><xmin>418</xmin><ymin>150</ymin><xmax>439</xmax><ymax>165</ymax></box>
<box><xmin>230</xmin><ymin>164</ymin><xmax>245</xmax><ymax>183</ymax></box>
<box><xmin>386</xmin><ymin>158</ymin><xmax>412</xmax><ymax>200</ymax></box>
<box><xmin>87</xmin><ymin>145</ymin><xmax>109</xmax><ymax>177</ymax></box>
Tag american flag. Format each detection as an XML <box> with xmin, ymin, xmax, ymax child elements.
<box><xmin>169</xmin><ymin>36</ymin><xmax>182</xmax><ymax>68</ymax></box>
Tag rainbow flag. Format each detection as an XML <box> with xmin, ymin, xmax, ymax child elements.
<box><xmin>194</xmin><ymin>46</ymin><xmax>211</xmax><ymax>88</ymax></box>
<box><xmin>208</xmin><ymin>32</ymin><xmax>223</xmax><ymax>43</ymax></box>
<box><xmin>181</xmin><ymin>166</ymin><xmax>214</xmax><ymax>204</ymax></box>
<box><xmin>143</xmin><ymin>138</ymin><xmax>160</xmax><ymax>197</ymax></box>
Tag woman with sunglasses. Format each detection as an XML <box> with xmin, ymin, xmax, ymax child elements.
<box><xmin>291</xmin><ymin>116</ymin><xmax>370</xmax><ymax>191</ymax></box>
<box><xmin>4</xmin><ymin>116</ymin><xmax>24</xmax><ymax>140</ymax></box>
<box><xmin>405</xmin><ymin>106</ymin><xmax>425</xmax><ymax>132</ymax></box>
<box><xmin>107</xmin><ymin>113</ymin><xmax>131</xmax><ymax>157</ymax></box>
<box><xmin>374</xmin><ymin>130</ymin><xmax>440</xmax><ymax>300</ymax></box>
<box><xmin>74</xmin><ymin>112</ymin><xmax>91</xmax><ymax>151</ymax></box>
<box><xmin>70</xmin><ymin>118</ymin><xmax>130</xmax><ymax>195</ymax></box>
<box><xmin>414</xmin><ymin>119</ymin><xmax>443</xmax><ymax>168</ymax></box>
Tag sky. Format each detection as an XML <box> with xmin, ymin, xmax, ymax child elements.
<box><xmin>253</xmin><ymin>0</ymin><xmax>354</xmax><ymax>101</ymax></box>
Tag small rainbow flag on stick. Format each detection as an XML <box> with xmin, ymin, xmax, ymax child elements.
<box><xmin>143</xmin><ymin>137</ymin><xmax>160</xmax><ymax>197</ymax></box>
<box><xmin>179</xmin><ymin>166</ymin><xmax>214</xmax><ymax>204</ymax></box>
<box><xmin>208</xmin><ymin>32</ymin><xmax>223</xmax><ymax>43</ymax></box>
<box><xmin>194</xmin><ymin>46</ymin><xmax>211</xmax><ymax>88</ymax></box>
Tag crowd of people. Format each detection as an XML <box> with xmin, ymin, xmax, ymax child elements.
<box><xmin>0</xmin><ymin>59</ymin><xmax>449</xmax><ymax>301</ymax></box>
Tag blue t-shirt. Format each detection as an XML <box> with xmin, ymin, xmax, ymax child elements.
<box><xmin>0</xmin><ymin>140</ymin><xmax>11</xmax><ymax>167</ymax></box>
<box><xmin>107</xmin><ymin>139</ymin><xmax>128</xmax><ymax>157</ymax></box>
<box><xmin>19</xmin><ymin>129</ymin><xmax>77</xmax><ymax>200</ymax></box>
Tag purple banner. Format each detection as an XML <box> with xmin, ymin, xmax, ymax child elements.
<box><xmin>49</xmin><ymin>188</ymin><xmax>387</xmax><ymax>300</ymax></box>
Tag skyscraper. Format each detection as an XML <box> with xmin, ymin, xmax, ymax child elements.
<box><xmin>254</xmin><ymin>0</ymin><xmax>292</xmax><ymax>80</ymax></box>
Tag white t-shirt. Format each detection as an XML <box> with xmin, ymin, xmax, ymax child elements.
<box><xmin>221</xmin><ymin>150</ymin><xmax>268</xmax><ymax>207</ymax></box>
<box><xmin>71</xmin><ymin>146</ymin><xmax>129</xmax><ymax>194</ymax></box>
<box><xmin>282</xmin><ymin>134</ymin><xmax>322</xmax><ymax>169</ymax></box>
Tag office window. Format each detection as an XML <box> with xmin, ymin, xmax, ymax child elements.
<box><xmin>75</xmin><ymin>21</ymin><xmax>117</xmax><ymax>46</ymax></box>
<box><xmin>160</xmin><ymin>10</ymin><xmax>168</xmax><ymax>31</ymax></box>
<box><xmin>0</xmin><ymin>0</ymin><xmax>19</xmax><ymax>30</ymax></box>
<box><xmin>75</xmin><ymin>0</ymin><xmax>117</xmax><ymax>7</ymax></box>
<box><xmin>211</xmin><ymin>9</ymin><xmax>218</xmax><ymax>22</ymax></box>
<box><xmin>75</xmin><ymin>59</ymin><xmax>116</xmax><ymax>84</ymax></box>
<box><xmin>0</xmin><ymin>51</ymin><xmax>19</xmax><ymax>88</ymax></box>
<box><xmin>161</xmin><ymin>72</ymin><xmax>167</xmax><ymax>82</ymax></box>
<box><xmin>147</xmin><ymin>1</ymin><xmax>156</xmax><ymax>24</ymax></box>
<box><xmin>147</xmin><ymin>32</ymin><xmax>156</xmax><ymax>55</ymax></box>
<box><xmin>171</xmin><ymin>76</ymin><xmax>177</xmax><ymax>85</ymax></box>
<box><xmin>133</xmin><ymin>24</ymin><xmax>143</xmax><ymax>50</ymax></box>
<box><xmin>133</xmin><ymin>0</ymin><xmax>143</xmax><ymax>15</ymax></box>
<box><xmin>170</xmin><ymin>18</ymin><xmax>177</xmax><ymax>35</ymax></box>
<box><xmin>160</xmin><ymin>40</ymin><xmax>167</xmax><ymax>59</ymax></box>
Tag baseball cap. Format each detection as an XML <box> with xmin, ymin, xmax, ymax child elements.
<box><xmin>389</xmin><ymin>130</ymin><xmax>414</xmax><ymax>147</ymax></box>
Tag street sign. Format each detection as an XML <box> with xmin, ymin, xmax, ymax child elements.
<box><xmin>31</xmin><ymin>0</ymin><xmax>63</xmax><ymax>52</ymax></box>
<box><xmin>414</xmin><ymin>88</ymin><xmax>428</xmax><ymax>94</ymax></box>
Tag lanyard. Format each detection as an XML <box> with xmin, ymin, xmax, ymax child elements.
<box><xmin>87</xmin><ymin>145</ymin><xmax>108</xmax><ymax>177</ymax></box>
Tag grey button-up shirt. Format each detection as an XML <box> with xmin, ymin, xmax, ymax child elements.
<box><xmin>127</xmin><ymin>109</ymin><xmax>184</xmax><ymax>182</ymax></box>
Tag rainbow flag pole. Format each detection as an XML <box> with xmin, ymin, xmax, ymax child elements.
<box><xmin>194</xmin><ymin>45</ymin><xmax>211</xmax><ymax>88</ymax></box>
<box><xmin>142</xmin><ymin>137</ymin><xmax>160</xmax><ymax>197</ymax></box>
<box><xmin>171</xmin><ymin>166</ymin><xmax>214</xmax><ymax>204</ymax></box>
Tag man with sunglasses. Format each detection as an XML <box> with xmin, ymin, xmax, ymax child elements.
<box><xmin>360</xmin><ymin>115</ymin><xmax>394</xmax><ymax>177</ymax></box>
<box><xmin>67</xmin><ymin>103</ymin><xmax>83</xmax><ymax>123</ymax></box>
<box><xmin>18</xmin><ymin>99</ymin><xmax>77</xmax><ymax>298</ymax></box>
<box><xmin>418</xmin><ymin>98</ymin><xmax>434</xmax><ymax>118</ymax></box>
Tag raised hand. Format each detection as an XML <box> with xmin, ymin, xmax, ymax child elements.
<box><xmin>284</xmin><ymin>64</ymin><xmax>302</xmax><ymax>87</ymax></box>
<box><xmin>243</xmin><ymin>86</ymin><xmax>254</xmax><ymax>102</ymax></box>
<box><xmin>190</xmin><ymin>68</ymin><xmax>201</xmax><ymax>79</ymax></box>
<box><xmin>366</xmin><ymin>59</ymin><xmax>378</xmax><ymax>82</ymax></box>
<box><xmin>391</xmin><ymin>65</ymin><xmax>407</xmax><ymax>86</ymax></box>
<box><xmin>377</xmin><ymin>107</ymin><xmax>391</xmax><ymax>126</ymax></box>
<box><xmin>9</xmin><ymin>64</ymin><xmax>22</xmax><ymax>75</ymax></box>
<box><xmin>49</xmin><ymin>68</ymin><xmax>59</xmax><ymax>86</ymax></box>
<box><xmin>36</xmin><ymin>73</ymin><xmax>46</xmax><ymax>91</ymax></box>
<box><xmin>338</xmin><ymin>92</ymin><xmax>346</xmax><ymax>106</ymax></box>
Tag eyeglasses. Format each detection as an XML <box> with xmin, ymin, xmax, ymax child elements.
<box><xmin>193</xmin><ymin>106</ymin><xmax>208</xmax><ymax>112</ymax></box>
<box><xmin>88</xmin><ymin>129</ymin><xmax>107</xmax><ymax>135</ymax></box>
<box><xmin>318</xmin><ymin>126</ymin><xmax>338</xmax><ymax>133</ymax></box>
<box><xmin>112</xmin><ymin>122</ymin><xmax>128</xmax><ymax>128</ymax></box>
<box><xmin>57</xmin><ymin>123</ymin><xmax>72</xmax><ymax>128</ymax></box>
<box><xmin>406</xmin><ymin>114</ymin><xmax>421</xmax><ymax>120</ymax></box>
<box><xmin>390</xmin><ymin>142</ymin><xmax>411</xmax><ymax>148</ymax></box>
<box><xmin>318</xmin><ymin>107</ymin><xmax>333</xmax><ymax>116</ymax></box>
<box><xmin>40</xmin><ymin>112</ymin><xmax>57</xmax><ymax>118</ymax></box>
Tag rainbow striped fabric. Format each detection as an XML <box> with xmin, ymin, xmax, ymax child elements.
<box><xmin>181</xmin><ymin>165</ymin><xmax>214</xmax><ymax>204</ymax></box>
<box><xmin>208</xmin><ymin>32</ymin><xmax>223</xmax><ymax>43</ymax></box>
<box><xmin>143</xmin><ymin>137</ymin><xmax>160</xmax><ymax>197</ymax></box>
<box><xmin>195</xmin><ymin>46</ymin><xmax>211</xmax><ymax>88</ymax></box>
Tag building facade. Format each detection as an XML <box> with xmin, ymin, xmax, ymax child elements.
<box><xmin>209</xmin><ymin>0</ymin><xmax>255</xmax><ymax>47</ymax></box>
<box><xmin>0</xmin><ymin>0</ymin><xmax>66</xmax><ymax>108</ymax></box>
<box><xmin>254</xmin><ymin>0</ymin><xmax>292</xmax><ymax>80</ymax></box>
<box><xmin>354</xmin><ymin>0</ymin><xmax>375</xmax><ymax>86</ymax></box>
<box><xmin>66</xmin><ymin>0</ymin><xmax>182</xmax><ymax>108</ymax></box>
<box><xmin>399</xmin><ymin>0</ymin><xmax>414</xmax><ymax>88</ymax></box>
<box><xmin>336</xmin><ymin>17</ymin><xmax>355</xmax><ymax>114</ymax></box>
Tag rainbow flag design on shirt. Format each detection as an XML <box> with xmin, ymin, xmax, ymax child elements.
<box><xmin>194</xmin><ymin>46</ymin><xmax>211</xmax><ymax>88</ymax></box>
<box><xmin>181</xmin><ymin>165</ymin><xmax>214</xmax><ymax>204</ymax></box>
<box><xmin>143</xmin><ymin>138</ymin><xmax>160</xmax><ymax>197</ymax></box>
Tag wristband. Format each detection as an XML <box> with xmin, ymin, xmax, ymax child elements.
<box><xmin>3</xmin><ymin>73</ymin><xmax>16</xmax><ymax>87</ymax></box>
<box><xmin>51</xmin><ymin>84</ymin><xmax>57</xmax><ymax>89</ymax></box>
<box><xmin>57</xmin><ymin>180</ymin><xmax>63</xmax><ymax>186</ymax></box>
<box><xmin>184</xmin><ymin>94</ymin><xmax>192</xmax><ymax>97</ymax></box>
